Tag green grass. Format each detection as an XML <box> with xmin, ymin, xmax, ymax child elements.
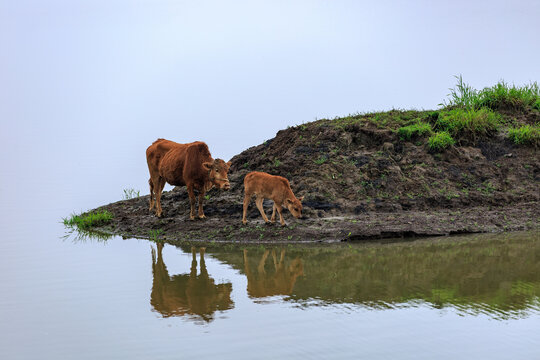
<box><xmin>273</xmin><ymin>158</ymin><xmax>281</xmax><ymax>167</ymax></box>
<box><xmin>316</xmin><ymin>110</ymin><xmax>430</xmax><ymax>131</ymax></box>
<box><xmin>443</xmin><ymin>75</ymin><xmax>479</xmax><ymax>109</ymax></box>
<box><xmin>476</xmin><ymin>81</ymin><xmax>539</xmax><ymax>111</ymax></box>
<box><xmin>63</xmin><ymin>210</ymin><xmax>113</xmax><ymax>230</ymax></box>
<box><xmin>314</xmin><ymin>155</ymin><xmax>327</xmax><ymax>164</ymax></box>
<box><xmin>434</xmin><ymin>108</ymin><xmax>501</xmax><ymax>139</ymax></box>
<box><xmin>508</xmin><ymin>125</ymin><xmax>540</xmax><ymax>147</ymax></box>
<box><xmin>428</xmin><ymin>131</ymin><xmax>455</xmax><ymax>151</ymax></box>
<box><xmin>149</xmin><ymin>229</ymin><xmax>163</xmax><ymax>242</ymax></box>
<box><xmin>443</xmin><ymin>75</ymin><xmax>539</xmax><ymax>112</ymax></box>
<box><xmin>397</xmin><ymin>122</ymin><xmax>433</xmax><ymax>140</ymax></box>
<box><xmin>123</xmin><ymin>188</ymin><xmax>140</xmax><ymax>200</ymax></box>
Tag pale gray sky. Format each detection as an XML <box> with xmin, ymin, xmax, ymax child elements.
<box><xmin>1</xmin><ymin>0</ymin><xmax>539</xmax><ymax>207</ymax></box>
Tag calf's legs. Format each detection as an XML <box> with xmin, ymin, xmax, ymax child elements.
<box><xmin>275</xmin><ymin>203</ymin><xmax>286</xmax><ymax>226</ymax></box>
<box><xmin>242</xmin><ymin>194</ymin><xmax>251</xmax><ymax>224</ymax></box>
<box><xmin>255</xmin><ymin>196</ymin><xmax>270</xmax><ymax>223</ymax></box>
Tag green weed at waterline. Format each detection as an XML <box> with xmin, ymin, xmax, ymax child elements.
<box><xmin>63</xmin><ymin>210</ymin><xmax>113</xmax><ymax>230</ymax></box>
<box><xmin>149</xmin><ymin>229</ymin><xmax>163</xmax><ymax>242</ymax></box>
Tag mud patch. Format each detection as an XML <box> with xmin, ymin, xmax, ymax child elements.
<box><xmin>87</xmin><ymin>110</ymin><xmax>539</xmax><ymax>243</ymax></box>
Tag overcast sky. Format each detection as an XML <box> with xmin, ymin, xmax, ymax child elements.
<box><xmin>1</xmin><ymin>0</ymin><xmax>539</xmax><ymax>205</ymax></box>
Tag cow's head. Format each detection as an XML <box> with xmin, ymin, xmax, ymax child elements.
<box><xmin>286</xmin><ymin>196</ymin><xmax>304</xmax><ymax>218</ymax></box>
<box><xmin>203</xmin><ymin>159</ymin><xmax>231</xmax><ymax>190</ymax></box>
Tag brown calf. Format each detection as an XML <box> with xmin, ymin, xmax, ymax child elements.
<box><xmin>243</xmin><ymin>249</ymin><xmax>304</xmax><ymax>298</ymax></box>
<box><xmin>242</xmin><ymin>171</ymin><xmax>303</xmax><ymax>226</ymax></box>
<box><xmin>146</xmin><ymin>139</ymin><xmax>231</xmax><ymax>218</ymax></box>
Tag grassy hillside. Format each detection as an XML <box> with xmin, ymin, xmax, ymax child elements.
<box><xmin>71</xmin><ymin>78</ymin><xmax>540</xmax><ymax>242</ymax></box>
<box><xmin>225</xmin><ymin>78</ymin><xmax>539</xmax><ymax>216</ymax></box>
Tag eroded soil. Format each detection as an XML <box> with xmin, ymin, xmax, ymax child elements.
<box><xmin>90</xmin><ymin>110</ymin><xmax>540</xmax><ymax>243</ymax></box>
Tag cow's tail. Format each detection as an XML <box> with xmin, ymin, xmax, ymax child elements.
<box><xmin>148</xmin><ymin>178</ymin><xmax>154</xmax><ymax>209</ymax></box>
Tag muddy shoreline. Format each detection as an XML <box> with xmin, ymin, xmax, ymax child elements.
<box><xmin>84</xmin><ymin>108</ymin><xmax>539</xmax><ymax>243</ymax></box>
<box><xmin>89</xmin><ymin>190</ymin><xmax>539</xmax><ymax>243</ymax></box>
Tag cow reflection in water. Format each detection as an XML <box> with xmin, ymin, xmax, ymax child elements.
<box><xmin>151</xmin><ymin>243</ymin><xmax>233</xmax><ymax>322</ymax></box>
<box><xmin>243</xmin><ymin>249</ymin><xmax>304</xmax><ymax>298</ymax></box>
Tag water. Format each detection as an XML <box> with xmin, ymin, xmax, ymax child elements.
<box><xmin>1</xmin><ymin>201</ymin><xmax>538</xmax><ymax>360</ymax></box>
<box><xmin>0</xmin><ymin>120</ymin><xmax>538</xmax><ymax>359</ymax></box>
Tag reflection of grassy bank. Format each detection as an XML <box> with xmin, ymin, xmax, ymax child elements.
<box><xmin>62</xmin><ymin>226</ymin><xmax>114</xmax><ymax>243</ymax></box>
<box><xmin>208</xmin><ymin>232</ymin><xmax>540</xmax><ymax>319</ymax></box>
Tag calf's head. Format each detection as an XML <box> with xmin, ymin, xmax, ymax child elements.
<box><xmin>286</xmin><ymin>196</ymin><xmax>304</xmax><ymax>218</ymax></box>
<box><xmin>203</xmin><ymin>159</ymin><xmax>232</xmax><ymax>190</ymax></box>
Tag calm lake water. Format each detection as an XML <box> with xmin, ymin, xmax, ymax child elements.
<box><xmin>1</xmin><ymin>199</ymin><xmax>539</xmax><ymax>359</ymax></box>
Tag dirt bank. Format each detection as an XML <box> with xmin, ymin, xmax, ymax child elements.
<box><xmin>87</xmin><ymin>108</ymin><xmax>539</xmax><ymax>243</ymax></box>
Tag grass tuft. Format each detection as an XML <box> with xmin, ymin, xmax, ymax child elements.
<box><xmin>434</xmin><ymin>108</ymin><xmax>501</xmax><ymax>139</ymax></box>
<box><xmin>507</xmin><ymin>125</ymin><xmax>540</xmax><ymax>147</ymax></box>
<box><xmin>149</xmin><ymin>229</ymin><xmax>163</xmax><ymax>242</ymax></box>
<box><xmin>397</xmin><ymin>122</ymin><xmax>433</xmax><ymax>140</ymax></box>
<box><xmin>443</xmin><ymin>75</ymin><xmax>539</xmax><ymax>112</ymax></box>
<box><xmin>443</xmin><ymin>75</ymin><xmax>479</xmax><ymax>109</ymax></box>
<box><xmin>428</xmin><ymin>131</ymin><xmax>455</xmax><ymax>152</ymax></box>
<box><xmin>314</xmin><ymin>155</ymin><xmax>327</xmax><ymax>164</ymax></box>
<box><xmin>63</xmin><ymin>210</ymin><xmax>113</xmax><ymax>230</ymax></box>
<box><xmin>476</xmin><ymin>81</ymin><xmax>539</xmax><ymax>111</ymax></box>
<box><xmin>123</xmin><ymin>188</ymin><xmax>140</xmax><ymax>200</ymax></box>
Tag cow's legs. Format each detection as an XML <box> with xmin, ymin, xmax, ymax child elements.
<box><xmin>255</xmin><ymin>196</ymin><xmax>270</xmax><ymax>223</ymax></box>
<box><xmin>243</xmin><ymin>249</ymin><xmax>250</xmax><ymax>274</ymax></box>
<box><xmin>148</xmin><ymin>178</ymin><xmax>155</xmax><ymax>211</ymax></box>
<box><xmin>197</xmin><ymin>191</ymin><xmax>206</xmax><ymax>219</ymax></box>
<box><xmin>190</xmin><ymin>247</ymin><xmax>197</xmax><ymax>278</ymax></box>
<box><xmin>242</xmin><ymin>194</ymin><xmax>251</xmax><ymax>224</ymax></box>
<box><xmin>199</xmin><ymin>247</ymin><xmax>208</xmax><ymax>278</ymax></box>
<box><xmin>154</xmin><ymin>176</ymin><xmax>166</xmax><ymax>217</ymax></box>
<box><xmin>187</xmin><ymin>184</ymin><xmax>197</xmax><ymax>220</ymax></box>
<box><xmin>270</xmin><ymin>203</ymin><xmax>277</xmax><ymax>223</ymax></box>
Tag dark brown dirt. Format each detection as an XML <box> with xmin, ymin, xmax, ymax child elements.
<box><xmin>90</xmin><ymin>110</ymin><xmax>540</xmax><ymax>243</ymax></box>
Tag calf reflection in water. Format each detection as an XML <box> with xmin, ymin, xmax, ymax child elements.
<box><xmin>243</xmin><ymin>249</ymin><xmax>304</xmax><ymax>298</ymax></box>
<box><xmin>151</xmin><ymin>243</ymin><xmax>234</xmax><ymax>322</ymax></box>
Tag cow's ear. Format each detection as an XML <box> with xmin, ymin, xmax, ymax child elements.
<box><xmin>298</xmin><ymin>196</ymin><xmax>304</xmax><ymax>202</ymax></box>
<box><xmin>286</xmin><ymin>198</ymin><xmax>293</xmax><ymax>204</ymax></box>
<box><xmin>202</xmin><ymin>162</ymin><xmax>213</xmax><ymax>171</ymax></box>
<box><xmin>226</xmin><ymin>161</ymin><xmax>232</xmax><ymax>169</ymax></box>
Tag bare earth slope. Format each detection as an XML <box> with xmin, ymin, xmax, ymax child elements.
<box><xmin>91</xmin><ymin>109</ymin><xmax>539</xmax><ymax>243</ymax></box>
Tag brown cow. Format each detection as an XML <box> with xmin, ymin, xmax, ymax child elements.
<box><xmin>146</xmin><ymin>139</ymin><xmax>231</xmax><ymax>218</ymax></box>
<box><xmin>151</xmin><ymin>243</ymin><xmax>234</xmax><ymax>322</ymax></box>
<box><xmin>242</xmin><ymin>171</ymin><xmax>303</xmax><ymax>226</ymax></box>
